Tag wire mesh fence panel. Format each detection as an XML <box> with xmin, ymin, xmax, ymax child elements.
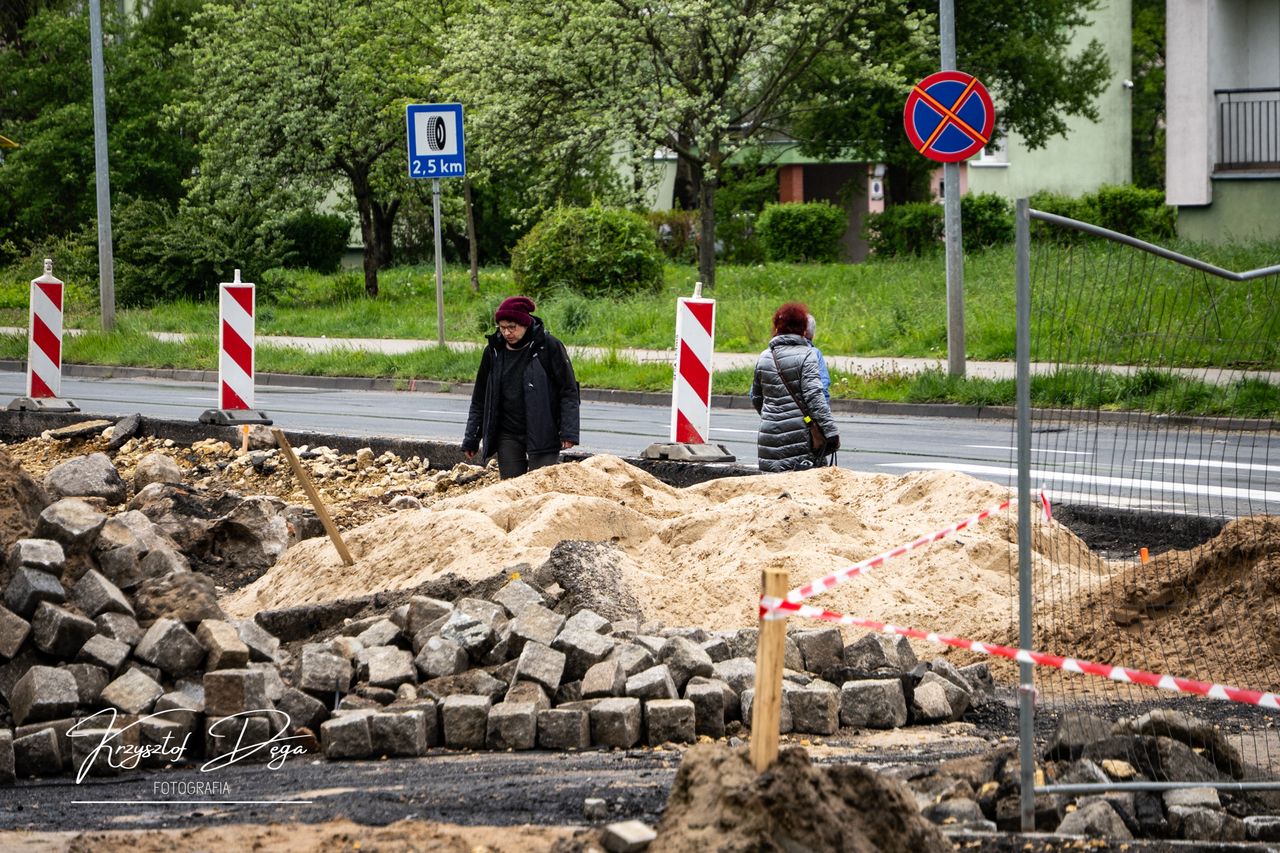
<box><xmin>1018</xmin><ymin>208</ymin><xmax>1280</xmax><ymax>788</ymax></box>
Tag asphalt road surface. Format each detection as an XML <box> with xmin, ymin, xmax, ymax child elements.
<box><xmin>7</xmin><ymin>373</ymin><xmax>1278</xmax><ymax>519</ymax></box>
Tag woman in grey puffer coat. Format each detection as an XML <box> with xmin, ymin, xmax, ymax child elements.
<box><xmin>750</xmin><ymin>302</ymin><xmax>840</xmax><ymax>473</ymax></box>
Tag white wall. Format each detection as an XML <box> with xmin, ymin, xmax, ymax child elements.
<box><xmin>1166</xmin><ymin>0</ymin><xmax>1213</xmax><ymax>205</ymax></box>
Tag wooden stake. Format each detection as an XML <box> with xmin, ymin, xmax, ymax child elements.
<box><xmin>750</xmin><ymin>567</ymin><xmax>788</xmax><ymax>772</ymax></box>
<box><xmin>240</xmin><ymin>424</ymin><xmax>250</xmax><ymax>455</ymax></box>
<box><xmin>271</xmin><ymin>428</ymin><xmax>354</xmax><ymax>566</ymax></box>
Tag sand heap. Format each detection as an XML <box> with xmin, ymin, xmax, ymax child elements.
<box><xmin>652</xmin><ymin>744</ymin><xmax>952</xmax><ymax>852</ymax></box>
<box><xmin>1040</xmin><ymin>514</ymin><xmax>1280</xmax><ymax>695</ymax></box>
<box><xmin>227</xmin><ymin>455</ymin><xmax>1106</xmax><ymax>646</ymax></box>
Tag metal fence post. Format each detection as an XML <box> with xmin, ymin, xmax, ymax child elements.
<box><xmin>1015</xmin><ymin>197</ymin><xmax>1036</xmax><ymax>832</ymax></box>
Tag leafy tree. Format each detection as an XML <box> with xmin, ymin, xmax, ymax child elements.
<box><xmin>792</xmin><ymin>0</ymin><xmax>1112</xmax><ymax>204</ymax></box>
<box><xmin>1131</xmin><ymin>0</ymin><xmax>1165</xmax><ymax>190</ymax></box>
<box><xmin>448</xmin><ymin>0</ymin><xmax>913</xmax><ymax>288</ymax></box>
<box><xmin>176</xmin><ymin>0</ymin><xmax>456</xmax><ymax>297</ymax></box>
<box><xmin>0</xmin><ymin>0</ymin><xmax>200</xmax><ymax>254</ymax></box>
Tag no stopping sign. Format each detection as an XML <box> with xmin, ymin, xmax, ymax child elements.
<box><xmin>903</xmin><ymin>71</ymin><xmax>995</xmax><ymax>163</ymax></box>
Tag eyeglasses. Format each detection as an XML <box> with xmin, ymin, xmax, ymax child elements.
<box><xmin>497</xmin><ymin>323</ymin><xmax>523</xmax><ymax>332</ymax></box>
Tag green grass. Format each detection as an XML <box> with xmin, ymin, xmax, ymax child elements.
<box><xmin>1</xmin><ymin>240</ymin><xmax>1277</xmax><ymax>418</ymax></box>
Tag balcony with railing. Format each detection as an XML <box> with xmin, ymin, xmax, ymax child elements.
<box><xmin>1215</xmin><ymin>88</ymin><xmax>1280</xmax><ymax>173</ymax></box>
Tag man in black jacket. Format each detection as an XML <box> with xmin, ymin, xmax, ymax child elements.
<box><xmin>462</xmin><ymin>296</ymin><xmax>580</xmax><ymax>479</ymax></box>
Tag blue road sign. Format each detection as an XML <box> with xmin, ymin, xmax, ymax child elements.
<box><xmin>406</xmin><ymin>103</ymin><xmax>466</xmax><ymax>179</ymax></box>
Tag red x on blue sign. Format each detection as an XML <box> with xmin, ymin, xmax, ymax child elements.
<box><xmin>903</xmin><ymin>71</ymin><xmax>996</xmax><ymax>163</ymax></box>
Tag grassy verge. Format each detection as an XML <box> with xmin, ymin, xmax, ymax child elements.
<box><xmin>1</xmin><ymin>240</ymin><xmax>1276</xmax><ymax>418</ymax></box>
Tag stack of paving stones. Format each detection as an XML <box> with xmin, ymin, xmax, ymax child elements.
<box><xmin>900</xmin><ymin>709</ymin><xmax>1280</xmax><ymax>844</ymax></box>
<box><xmin>0</xmin><ymin>513</ymin><xmax>990</xmax><ymax>786</ymax></box>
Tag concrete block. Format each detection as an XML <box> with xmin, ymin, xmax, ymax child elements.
<box><xmin>788</xmin><ymin>681</ymin><xmax>839</xmax><ymax>735</ymax></box>
<box><xmin>0</xmin><ymin>729</ymin><xmax>13</xmax><ymax>784</ymax></box>
<box><xmin>793</xmin><ymin>628</ymin><xmax>844</xmax><ymax>675</ymax></box>
<box><xmin>625</xmin><ymin>665</ymin><xmax>677</xmax><ymax>701</ymax></box>
<box><xmin>72</xmin><ymin>569</ymin><xmax>133</xmax><ymax>618</ymax></box>
<box><xmin>6</xmin><ymin>539</ymin><xmax>65</xmax><ymax>576</ymax></box>
<box><xmin>553</xmin><ymin>628</ymin><xmax>615</xmax><ymax>681</ymax></box>
<box><xmin>101</xmin><ymin>668</ymin><xmax>165</xmax><ymax>715</ymax></box>
<box><xmin>11</xmin><ymin>665</ymin><xmax>78</xmax><ymax>724</ymax></box>
<box><xmin>34</xmin><ymin>498</ymin><xmax>107</xmax><ymax>553</ymax></box>
<box><xmin>656</xmin><ymin>637</ymin><xmax>713</xmax><ymax>692</ymax></box>
<box><xmin>134</xmin><ymin>618</ymin><xmax>205</xmax><ymax>676</ymax></box>
<box><xmin>369</xmin><ymin>710</ymin><xmax>428</xmax><ymax>757</ymax></box>
<box><xmin>457</xmin><ymin>597</ymin><xmax>506</xmax><ymax>629</ymax></box>
<box><xmin>96</xmin><ymin>545</ymin><xmax>145</xmax><ymax>591</ymax></box>
<box><xmin>355</xmin><ymin>619</ymin><xmax>401</xmax><ymax>649</ymax></box>
<box><xmin>13</xmin><ymin>727</ymin><xmax>61</xmax><ymax>777</ymax></box>
<box><xmin>299</xmin><ymin>647</ymin><xmax>353</xmax><ymax>695</ymax></box>
<box><xmin>711</xmin><ymin>658</ymin><xmax>755</xmax><ymax>694</ymax></box>
<box><xmin>30</xmin><ymin>602</ymin><xmax>96</xmax><ymax>659</ymax></box>
<box><xmin>507</xmin><ymin>604</ymin><xmax>564</xmax><ymax>657</ymax></box>
<box><xmin>207</xmin><ymin>715</ymin><xmax>274</xmax><ymax>761</ymax></box>
<box><xmin>840</xmin><ymin>679</ymin><xmax>907</xmax><ymax>729</ymax></box>
<box><xmin>441</xmin><ymin>694</ymin><xmax>492</xmax><ymax>749</ymax></box>
<box><xmin>5</xmin><ymin>568</ymin><xmax>67</xmax><ymax>619</ymax></box>
<box><xmin>911</xmin><ymin>678</ymin><xmax>954</xmax><ymax>724</ymax></box>
<box><xmin>203</xmin><ymin>669</ymin><xmax>269</xmax><ymax>717</ymax></box>
<box><xmin>76</xmin><ymin>634</ymin><xmax>130</xmax><ymax>674</ymax></box>
<box><xmin>537</xmin><ymin>708</ymin><xmax>590</xmax><ymax>750</ymax></box>
<box><xmin>602</xmin><ymin>819</ymin><xmax>656</xmax><ymax>853</ymax></box>
<box><xmin>514</xmin><ymin>641</ymin><xmax>566</xmax><ymax>693</ymax></box>
<box><xmin>94</xmin><ymin>612</ymin><xmax>142</xmax><ymax>648</ymax></box>
<box><xmin>582</xmin><ymin>658</ymin><xmax>627</xmax><ymax>699</ymax></box>
<box><xmin>589</xmin><ymin>697</ymin><xmax>642</xmax><ymax>749</ymax></box>
<box><xmin>64</xmin><ymin>662</ymin><xmax>109</xmax><ymax>705</ymax></box>
<box><xmin>699</xmin><ymin>636</ymin><xmax>731</xmax><ymax>663</ymax></box>
<box><xmin>917</xmin><ymin>671</ymin><xmax>969</xmax><ymax>721</ymax></box>
<box><xmin>504</xmin><ymin>680</ymin><xmax>550</xmax><ymax>709</ymax></box>
<box><xmin>486</xmin><ymin>701</ymin><xmax>537</xmax><ymax>750</ymax></box>
<box><xmin>844</xmin><ymin>632</ymin><xmax>916</xmax><ymax>673</ymax></box>
<box><xmin>439</xmin><ymin>609</ymin><xmax>496</xmax><ymax>662</ymax></box>
<box><xmin>276</xmin><ymin>687</ymin><xmax>328</xmax><ymax>733</ymax></box>
<box><xmin>0</xmin><ymin>606</ymin><xmax>31</xmax><ymax>658</ymax></box>
<box><xmin>564</xmin><ymin>610</ymin><xmax>611</xmax><ymax>635</ymax></box>
<box><xmin>249</xmin><ymin>661</ymin><xmax>286</xmax><ymax>702</ymax></box>
<box><xmin>741</xmin><ymin>688</ymin><xmax>793</xmax><ymax>734</ymax></box>
<box><xmin>406</xmin><ymin>596</ymin><xmax>452</xmax><ymax>638</ymax></box>
<box><xmin>235</xmin><ymin>618</ymin><xmax>281</xmax><ymax>663</ymax></box>
<box><xmin>613</xmin><ymin>644</ymin><xmax>655</xmax><ymax>678</ymax></box>
<box><xmin>357</xmin><ymin>646</ymin><xmax>416</xmax><ymax>689</ymax></box>
<box><xmin>414</xmin><ymin>636</ymin><xmax>469</xmax><ymax>679</ymax></box>
<box><xmin>684</xmin><ymin>678</ymin><xmax>726</xmax><ymax>738</ymax></box>
<box><xmin>196</xmin><ymin>620</ymin><xmax>251</xmax><ymax>670</ymax></box>
<box><xmin>644</xmin><ymin>698</ymin><xmax>695</xmax><ymax>745</ymax></box>
<box><xmin>492</xmin><ymin>579</ymin><xmax>544</xmax><ymax>617</ymax></box>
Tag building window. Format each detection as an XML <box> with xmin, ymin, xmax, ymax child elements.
<box><xmin>973</xmin><ymin>136</ymin><xmax>1008</xmax><ymax>168</ymax></box>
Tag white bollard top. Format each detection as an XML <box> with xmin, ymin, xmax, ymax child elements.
<box><xmin>43</xmin><ymin>258</ymin><xmax>52</xmax><ymax>276</ymax></box>
<box><xmin>233</xmin><ymin>268</ymin><xmax>242</xmax><ymax>284</ymax></box>
<box><xmin>693</xmin><ymin>280</ymin><xmax>703</xmax><ymax>299</ymax></box>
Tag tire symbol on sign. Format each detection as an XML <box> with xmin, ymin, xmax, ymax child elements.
<box><xmin>425</xmin><ymin>116</ymin><xmax>447</xmax><ymax>151</ymax></box>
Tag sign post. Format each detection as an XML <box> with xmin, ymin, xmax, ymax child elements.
<box><xmin>903</xmin><ymin>63</ymin><xmax>995</xmax><ymax>379</ymax></box>
<box><xmin>406</xmin><ymin>103</ymin><xmax>467</xmax><ymax>346</ymax></box>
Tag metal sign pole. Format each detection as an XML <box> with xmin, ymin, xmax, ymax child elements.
<box><xmin>433</xmin><ymin>178</ymin><xmax>445</xmax><ymax>346</ymax></box>
<box><xmin>88</xmin><ymin>0</ymin><xmax>115</xmax><ymax>332</ymax></box>
<box><xmin>940</xmin><ymin>0</ymin><xmax>965</xmax><ymax>378</ymax></box>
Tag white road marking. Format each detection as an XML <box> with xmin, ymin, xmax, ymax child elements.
<box><xmin>1136</xmin><ymin>458</ymin><xmax>1280</xmax><ymax>473</ymax></box>
<box><xmin>878</xmin><ymin>461</ymin><xmax>1280</xmax><ymax>504</ymax></box>
<box><xmin>966</xmin><ymin>444</ymin><xmax>1091</xmax><ymax>455</ymax></box>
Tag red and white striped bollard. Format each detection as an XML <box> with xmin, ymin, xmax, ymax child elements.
<box><xmin>198</xmin><ymin>269</ymin><xmax>272</xmax><ymax>426</ymax></box>
<box><xmin>7</xmin><ymin>258</ymin><xmax>78</xmax><ymax>412</ymax></box>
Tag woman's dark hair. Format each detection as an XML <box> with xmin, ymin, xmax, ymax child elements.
<box><xmin>772</xmin><ymin>302</ymin><xmax>809</xmax><ymax>336</ymax></box>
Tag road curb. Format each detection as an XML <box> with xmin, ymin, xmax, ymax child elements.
<box><xmin>0</xmin><ymin>360</ymin><xmax>1273</xmax><ymax>431</ymax></box>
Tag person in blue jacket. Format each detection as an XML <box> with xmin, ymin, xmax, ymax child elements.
<box><xmin>462</xmin><ymin>296</ymin><xmax>580</xmax><ymax>479</ymax></box>
<box><xmin>806</xmin><ymin>313</ymin><xmax>831</xmax><ymax>401</ymax></box>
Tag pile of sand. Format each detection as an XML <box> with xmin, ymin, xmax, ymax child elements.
<box><xmin>1040</xmin><ymin>515</ymin><xmax>1280</xmax><ymax>695</ymax></box>
<box><xmin>226</xmin><ymin>455</ymin><xmax>1106</xmax><ymax>646</ymax></box>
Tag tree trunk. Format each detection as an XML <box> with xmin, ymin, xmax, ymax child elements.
<box><xmin>351</xmin><ymin>170</ymin><xmax>380</xmax><ymax>297</ymax></box>
<box><xmin>373</xmin><ymin>199</ymin><xmax>398</xmax><ymax>269</ymax></box>
<box><xmin>688</xmin><ymin>153</ymin><xmax>718</xmax><ymax>291</ymax></box>
<box><xmin>464</xmin><ymin>176</ymin><xmax>479</xmax><ymax>293</ymax></box>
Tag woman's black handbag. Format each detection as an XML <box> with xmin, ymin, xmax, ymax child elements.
<box><xmin>771</xmin><ymin>349</ymin><xmax>828</xmax><ymax>457</ymax></box>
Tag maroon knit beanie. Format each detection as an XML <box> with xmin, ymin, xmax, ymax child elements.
<box><xmin>495</xmin><ymin>296</ymin><xmax>536</xmax><ymax>327</ymax></box>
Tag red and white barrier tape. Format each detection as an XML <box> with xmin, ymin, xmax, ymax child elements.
<box><xmin>758</xmin><ymin>597</ymin><xmax>1280</xmax><ymax>710</ymax></box>
<box><xmin>783</xmin><ymin>495</ymin><xmax>1042</xmax><ymax>605</ymax></box>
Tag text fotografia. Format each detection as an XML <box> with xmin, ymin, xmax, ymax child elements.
<box><xmin>67</xmin><ymin>708</ymin><xmax>309</xmax><ymax>784</ymax></box>
<box><xmin>154</xmin><ymin>780</ymin><xmax>231</xmax><ymax>796</ymax></box>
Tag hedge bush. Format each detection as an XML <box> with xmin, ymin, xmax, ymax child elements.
<box><xmin>281</xmin><ymin>211</ymin><xmax>351</xmax><ymax>273</ymax></box>
<box><xmin>647</xmin><ymin>209</ymin><xmax>698</xmax><ymax>263</ymax></box>
<box><xmin>864</xmin><ymin>202</ymin><xmax>943</xmax><ymax>256</ymax></box>
<box><xmin>960</xmin><ymin>193</ymin><xmax>1014</xmax><ymax>248</ymax></box>
<box><xmin>510</xmin><ymin>205</ymin><xmax>664</xmax><ymax>298</ymax></box>
<box><xmin>757</xmin><ymin>201</ymin><xmax>847</xmax><ymax>262</ymax></box>
<box><xmin>1031</xmin><ymin>185</ymin><xmax>1176</xmax><ymax>243</ymax></box>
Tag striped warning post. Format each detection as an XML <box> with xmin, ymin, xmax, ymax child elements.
<box><xmin>27</xmin><ymin>259</ymin><xmax>66</xmax><ymax>400</ymax></box>
<box><xmin>670</xmin><ymin>293</ymin><xmax>715</xmax><ymax>443</ymax></box>
<box><xmin>198</xmin><ymin>269</ymin><xmax>271</xmax><ymax>426</ymax></box>
<box><xmin>7</xmin><ymin>259</ymin><xmax>78</xmax><ymax>412</ymax></box>
<box><xmin>758</xmin><ymin>597</ymin><xmax>1280</xmax><ymax>710</ymax></box>
<box><xmin>219</xmin><ymin>270</ymin><xmax>256</xmax><ymax>410</ymax></box>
